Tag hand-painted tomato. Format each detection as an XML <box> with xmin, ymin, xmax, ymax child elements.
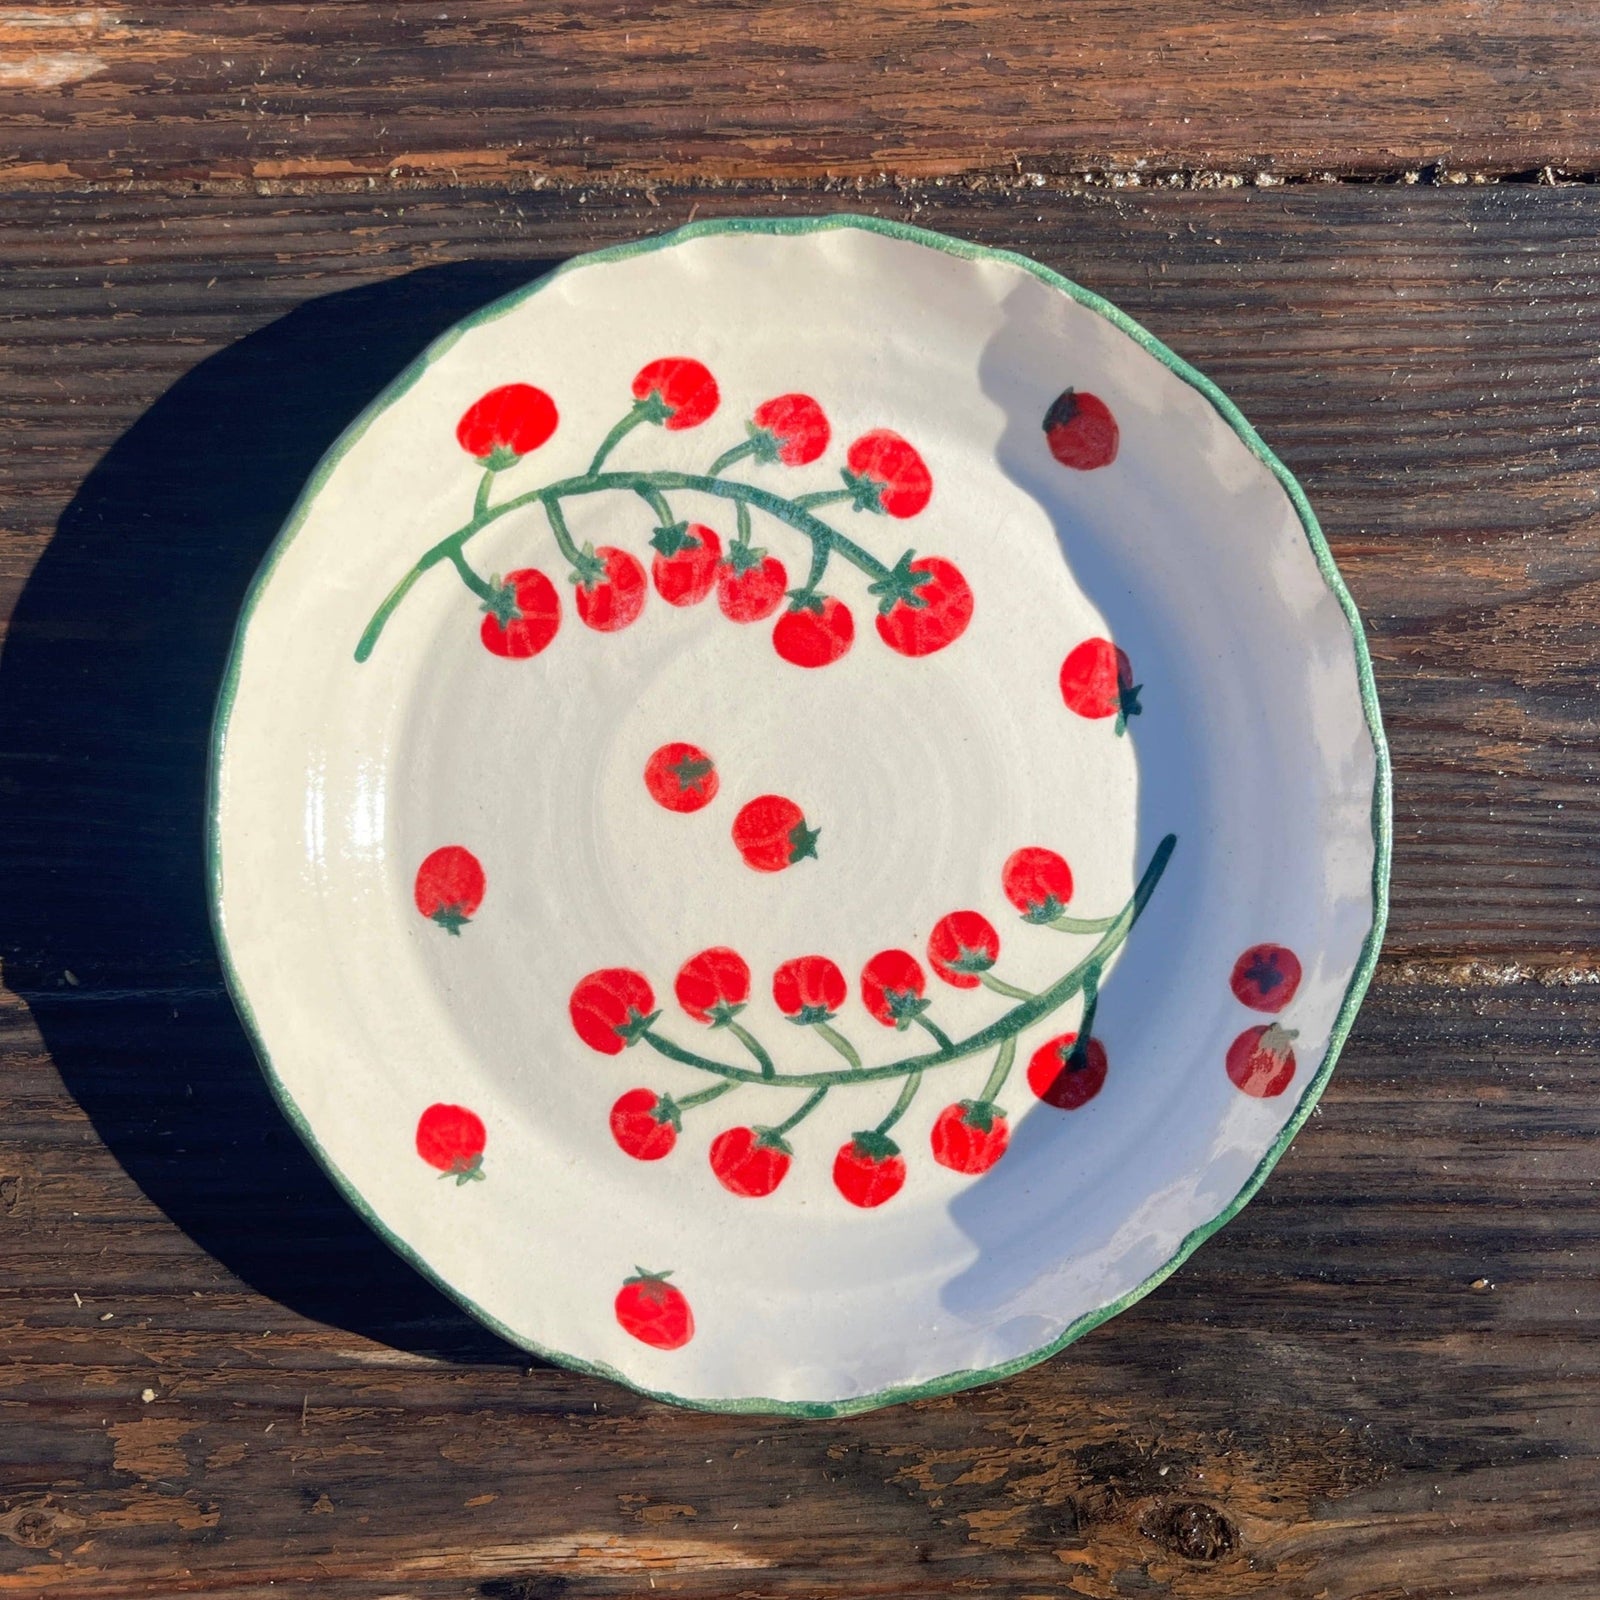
<box><xmin>610</xmin><ymin>1088</ymin><xmax>680</xmax><ymax>1161</ymax></box>
<box><xmin>843</xmin><ymin>430</ymin><xmax>932</xmax><ymax>517</ymax></box>
<box><xmin>455</xmin><ymin>383</ymin><xmax>558</xmax><ymax>466</ymax></box>
<box><xmin>1229</xmin><ymin>944</ymin><xmax>1303</xmax><ymax>1013</ymax></box>
<box><xmin>480</xmin><ymin>567</ymin><xmax>561</xmax><ymax>659</ymax></box>
<box><xmin>874</xmin><ymin>557</ymin><xmax>973</xmax><ymax>657</ymax></box>
<box><xmin>1043</xmin><ymin>388</ymin><xmax>1119</xmax><ymax>471</ymax></box>
<box><xmin>751</xmin><ymin>392</ymin><xmax>830</xmax><ymax>465</ymax></box>
<box><xmin>732</xmin><ymin>794</ymin><xmax>819</xmax><ymax>872</ymax></box>
<box><xmin>632</xmin><ymin>357</ymin><xmax>719</xmax><ymax>430</ymax></box>
<box><xmin>927</xmin><ymin>910</ymin><xmax>1001</xmax><ymax>989</ymax></box>
<box><xmin>833</xmin><ymin>1133</ymin><xmax>906</xmax><ymax>1208</ymax></box>
<box><xmin>1026</xmin><ymin>1032</ymin><xmax>1108</xmax><ymax>1109</ymax></box>
<box><xmin>413</xmin><ymin>845</ymin><xmax>486</xmax><ymax>934</ymax></box>
<box><xmin>716</xmin><ymin>551</ymin><xmax>788</xmax><ymax>622</ymax></box>
<box><xmin>772</xmin><ymin>955</ymin><xmax>847</xmax><ymax>1021</ymax></box>
<box><xmin>574</xmin><ymin>546</ymin><xmax>647</xmax><ymax>632</ymax></box>
<box><xmin>415</xmin><ymin>1102</ymin><xmax>487</xmax><ymax>1181</ymax></box>
<box><xmin>643</xmin><ymin>741</ymin><xmax>719</xmax><ymax>813</ymax></box>
<box><xmin>674</xmin><ymin>946</ymin><xmax>751</xmax><ymax>1024</ymax></box>
<box><xmin>772</xmin><ymin>594</ymin><xmax>854</xmax><ymax>668</ymax></box>
<box><xmin>1226</xmin><ymin>1023</ymin><xmax>1298</xmax><ymax>1097</ymax></box>
<box><xmin>569</xmin><ymin>968</ymin><xmax>657</xmax><ymax>1056</ymax></box>
<box><xmin>651</xmin><ymin>522</ymin><xmax>722</xmax><ymax>606</ymax></box>
<box><xmin>1060</xmin><ymin>637</ymin><xmax>1141</xmax><ymax>732</ymax></box>
<box><xmin>930</xmin><ymin>1101</ymin><xmax>1010</xmax><ymax>1174</ymax></box>
<box><xmin>860</xmin><ymin>949</ymin><xmax>929</xmax><ymax>1029</ymax></box>
<box><xmin>1001</xmin><ymin>847</ymin><xmax>1075</xmax><ymax>922</ymax></box>
<box><xmin>709</xmin><ymin>1126</ymin><xmax>792</xmax><ymax>1197</ymax></box>
<box><xmin>614</xmin><ymin>1270</ymin><xmax>694</xmax><ymax>1348</ymax></box>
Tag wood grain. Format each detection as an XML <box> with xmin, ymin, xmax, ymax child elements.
<box><xmin>3</xmin><ymin>185</ymin><xmax>1599</xmax><ymax>1597</ymax></box>
<box><xmin>2</xmin><ymin>2</ymin><xmax>1600</xmax><ymax>187</ymax></box>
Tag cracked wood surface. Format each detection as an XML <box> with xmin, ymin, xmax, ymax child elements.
<box><xmin>2</xmin><ymin>183</ymin><xmax>1598</xmax><ymax>1596</ymax></box>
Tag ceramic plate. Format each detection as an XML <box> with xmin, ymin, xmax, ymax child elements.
<box><xmin>210</xmin><ymin>215</ymin><xmax>1389</xmax><ymax>1414</ymax></box>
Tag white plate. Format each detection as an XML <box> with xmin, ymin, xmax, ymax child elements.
<box><xmin>210</xmin><ymin>215</ymin><xmax>1389</xmax><ymax>1415</ymax></box>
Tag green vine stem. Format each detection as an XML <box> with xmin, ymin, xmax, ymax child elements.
<box><xmin>875</xmin><ymin>1069</ymin><xmax>923</xmax><ymax>1135</ymax></box>
<box><xmin>723</xmin><ymin>1019</ymin><xmax>776</xmax><ymax>1079</ymax></box>
<box><xmin>976</xmin><ymin>1036</ymin><xmax>1018</xmax><ymax>1105</ymax></box>
<box><xmin>1046</xmin><ymin>911</ymin><xmax>1119</xmax><ymax>936</ymax></box>
<box><xmin>979</xmin><ymin>972</ymin><xmax>1036</xmax><ymax>1002</ymax></box>
<box><xmin>356</xmin><ymin>464</ymin><xmax>902</xmax><ymax>662</ymax></box>
<box><xmin>641</xmin><ymin>833</ymin><xmax>1176</xmax><ymax>1090</ymax></box>
<box><xmin>769</xmin><ymin>1086</ymin><xmax>829</xmax><ymax>1138</ymax></box>
<box><xmin>809</xmin><ymin>1020</ymin><xmax>863</xmax><ymax>1072</ymax></box>
<box><xmin>913</xmin><ymin>1014</ymin><xmax>956</xmax><ymax>1052</ymax></box>
<box><xmin>676</xmin><ymin>1080</ymin><xmax>737</xmax><ymax>1113</ymax></box>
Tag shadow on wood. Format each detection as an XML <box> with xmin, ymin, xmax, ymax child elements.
<box><xmin>0</xmin><ymin>259</ymin><xmax>558</xmax><ymax>1364</ymax></box>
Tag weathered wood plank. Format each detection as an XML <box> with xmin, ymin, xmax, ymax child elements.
<box><xmin>1</xmin><ymin>2</ymin><xmax>1599</xmax><ymax>186</ymax></box>
<box><xmin>2</xmin><ymin>186</ymin><xmax>1597</xmax><ymax>968</ymax></box>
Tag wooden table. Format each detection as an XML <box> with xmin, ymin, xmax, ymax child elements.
<box><xmin>3</xmin><ymin>8</ymin><xmax>1598</xmax><ymax>1596</ymax></box>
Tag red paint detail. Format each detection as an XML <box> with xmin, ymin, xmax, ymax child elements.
<box><xmin>860</xmin><ymin>949</ymin><xmax>927</xmax><ymax>1027</ymax></box>
<box><xmin>1229</xmin><ymin>944</ymin><xmax>1304</xmax><ymax>1013</ymax></box>
<box><xmin>732</xmin><ymin>794</ymin><xmax>813</xmax><ymax>872</ymax></box>
<box><xmin>569</xmin><ymin>968</ymin><xmax>656</xmax><ymax>1056</ymax></box>
<box><xmin>1059</xmin><ymin>637</ymin><xmax>1135</xmax><ymax>720</ymax></box>
<box><xmin>1026</xmin><ymin>1032</ymin><xmax>1108</xmax><ymax>1109</ymax></box>
<box><xmin>773</xmin><ymin>595</ymin><xmax>854</xmax><ymax>668</ymax></box>
<box><xmin>930</xmin><ymin>1102</ymin><xmax>1010</xmax><ymax>1174</ymax></box>
<box><xmin>927</xmin><ymin>910</ymin><xmax>1001</xmax><ymax>989</ymax></box>
<box><xmin>709</xmin><ymin>1126</ymin><xmax>792</xmax><ymax>1197</ymax></box>
<box><xmin>610</xmin><ymin>1089</ymin><xmax>678</xmax><ymax>1161</ymax></box>
<box><xmin>614</xmin><ymin>1271</ymin><xmax>694</xmax><ymax>1348</ymax></box>
<box><xmin>833</xmin><ymin>1138</ymin><xmax>907</xmax><ymax>1208</ymax></box>
<box><xmin>652</xmin><ymin>523</ymin><xmax>722</xmax><ymax>606</ymax></box>
<box><xmin>773</xmin><ymin>955</ymin><xmax>847</xmax><ymax>1018</ymax></box>
<box><xmin>716</xmin><ymin>554</ymin><xmax>788</xmax><ymax>622</ymax></box>
<box><xmin>413</xmin><ymin>846</ymin><xmax>486</xmax><ymax>925</ymax></box>
<box><xmin>752</xmin><ymin>392</ymin><xmax>831</xmax><ymax>465</ymax></box>
<box><xmin>875</xmin><ymin>557</ymin><xmax>973</xmax><ymax>657</ymax></box>
<box><xmin>1044</xmin><ymin>389</ymin><xmax>1119</xmax><ymax>470</ymax></box>
<box><xmin>644</xmin><ymin>742</ymin><xmax>719</xmax><ymax>813</ymax></box>
<box><xmin>632</xmin><ymin>357</ymin><xmax>719</xmax><ymax>430</ymax></box>
<box><xmin>1226</xmin><ymin>1023</ymin><xmax>1298</xmax><ymax>1097</ymax></box>
<box><xmin>845</xmin><ymin>429</ymin><xmax>932</xmax><ymax>517</ymax></box>
<box><xmin>1001</xmin><ymin>847</ymin><xmax>1075</xmax><ymax>917</ymax></box>
<box><xmin>415</xmin><ymin>1103</ymin><xmax>487</xmax><ymax>1172</ymax></box>
<box><xmin>575</xmin><ymin>546</ymin><xmax>647</xmax><ymax>632</ymax></box>
<box><xmin>455</xmin><ymin>383</ymin><xmax>558</xmax><ymax>460</ymax></box>
<box><xmin>675</xmin><ymin>946</ymin><xmax>752</xmax><ymax>1023</ymax></box>
<box><xmin>480</xmin><ymin>567</ymin><xmax>561</xmax><ymax>658</ymax></box>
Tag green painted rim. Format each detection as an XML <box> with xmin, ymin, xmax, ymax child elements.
<box><xmin>207</xmin><ymin>212</ymin><xmax>1392</xmax><ymax>1418</ymax></box>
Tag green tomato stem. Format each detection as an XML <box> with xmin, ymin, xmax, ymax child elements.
<box><xmin>635</xmin><ymin>482</ymin><xmax>677</xmax><ymax>528</ymax></box>
<box><xmin>708</xmin><ymin>438</ymin><xmax>758</xmax><ymax>477</ymax></box>
<box><xmin>541</xmin><ymin>494</ymin><xmax>585</xmax><ymax>568</ymax></box>
<box><xmin>770</xmin><ymin>1085</ymin><xmax>828</xmax><ymax>1138</ymax></box>
<box><xmin>725</xmin><ymin>1020</ymin><xmax>776</xmax><ymax>1080</ymax></box>
<box><xmin>810</xmin><ymin>1020</ymin><xmax>863</xmax><ymax>1072</ymax></box>
<box><xmin>1047</xmin><ymin>911</ymin><xmax>1120</xmax><ymax>935</ymax></box>
<box><xmin>976</xmin><ymin>1035</ymin><xmax>1018</xmax><ymax>1105</ymax></box>
<box><xmin>978</xmin><ymin>972</ymin><xmax>1036</xmax><ymax>1001</ymax></box>
<box><xmin>913</xmin><ymin>1014</ymin><xmax>956</xmax><ymax>1052</ymax></box>
<box><xmin>677</xmin><ymin>1080</ymin><xmax>737</xmax><ymax>1112</ymax></box>
<box><xmin>875</xmin><ymin>1070</ymin><xmax>922</xmax><ymax>1135</ymax></box>
<box><xmin>587</xmin><ymin>405</ymin><xmax>649</xmax><ymax>476</ymax></box>
<box><xmin>793</xmin><ymin>489</ymin><xmax>853</xmax><ymax>510</ymax></box>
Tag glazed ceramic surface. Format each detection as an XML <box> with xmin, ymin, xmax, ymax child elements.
<box><xmin>210</xmin><ymin>215</ymin><xmax>1389</xmax><ymax>1414</ymax></box>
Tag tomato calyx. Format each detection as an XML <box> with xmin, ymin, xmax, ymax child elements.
<box><xmin>881</xmin><ymin>986</ymin><xmax>931</xmax><ymax>1030</ymax></box>
<box><xmin>646</xmin><ymin>1095</ymin><xmax>685</xmax><ymax>1132</ymax></box>
<box><xmin>1042</xmin><ymin>387</ymin><xmax>1083</xmax><ymax>435</ymax></box>
<box><xmin>723</xmin><ymin>538</ymin><xmax>770</xmax><ymax>577</ymax></box>
<box><xmin>667</xmin><ymin>752</ymin><xmax>715</xmax><ymax>797</ymax></box>
<box><xmin>743</xmin><ymin>419</ymin><xmax>784</xmax><ymax>464</ymax></box>
<box><xmin>955</xmin><ymin>1098</ymin><xmax>1004</xmax><ymax>1134</ymax></box>
<box><xmin>479</xmin><ymin>576</ymin><xmax>523</xmax><ymax>628</ymax></box>
<box><xmin>1019</xmin><ymin>894</ymin><xmax>1067</xmax><ymax>925</ymax></box>
<box><xmin>437</xmin><ymin>1152</ymin><xmax>486</xmax><ymax>1185</ymax></box>
<box><xmin>566</xmin><ymin>542</ymin><xmax>609</xmax><ymax>588</ymax></box>
<box><xmin>633</xmin><ymin>391</ymin><xmax>674</xmax><ymax>427</ymax></box>
<box><xmin>1114</xmin><ymin>679</ymin><xmax>1144</xmax><ymax>737</ymax></box>
<box><xmin>946</xmin><ymin>942</ymin><xmax>997</xmax><ymax>976</ymax></box>
<box><xmin>786</xmin><ymin>1002</ymin><xmax>839</xmax><ymax>1026</ymax></box>
<box><xmin>866</xmin><ymin>550</ymin><xmax>930</xmax><ymax>614</ymax></box>
<box><xmin>784</xmin><ymin>587</ymin><xmax>827</xmax><ymax>615</ymax></box>
<box><xmin>615</xmin><ymin>1004</ymin><xmax>663</xmax><ymax>1048</ymax></box>
<box><xmin>705</xmin><ymin>1000</ymin><xmax>748</xmax><ymax>1028</ymax></box>
<box><xmin>786</xmin><ymin>816</ymin><xmax>821</xmax><ymax>864</ymax></box>
<box><xmin>649</xmin><ymin>520</ymin><xmax>696</xmax><ymax>556</ymax></box>
<box><xmin>1258</xmin><ymin>1023</ymin><xmax>1299</xmax><ymax>1059</ymax></box>
<box><xmin>846</xmin><ymin>1129</ymin><xmax>901</xmax><ymax>1164</ymax></box>
<box><xmin>623</xmin><ymin>1265</ymin><xmax>675</xmax><ymax>1293</ymax></box>
<box><xmin>427</xmin><ymin>902</ymin><xmax>474</xmax><ymax>936</ymax></box>
<box><xmin>1056</xmin><ymin>1035</ymin><xmax>1098</xmax><ymax>1073</ymax></box>
<box><xmin>1240</xmin><ymin>949</ymin><xmax>1291</xmax><ymax>1000</ymax></box>
<box><xmin>750</xmin><ymin>1127</ymin><xmax>795</xmax><ymax>1155</ymax></box>
<box><xmin>839</xmin><ymin>465</ymin><xmax>889</xmax><ymax>514</ymax></box>
<box><xmin>476</xmin><ymin>444</ymin><xmax>523</xmax><ymax>472</ymax></box>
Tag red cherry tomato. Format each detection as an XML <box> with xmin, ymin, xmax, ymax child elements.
<box><xmin>415</xmin><ymin>1102</ymin><xmax>487</xmax><ymax>1180</ymax></box>
<box><xmin>860</xmin><ymin>949</ymin><xmax>928</xmax><ymax>1029</ymax></box>
<box><xmin>927</xmin><ymin>910</ymin><xmax>1001</xmax><ymax>989</ymax></box>
<box><xmin>569</xmin><ymin>968</ymin><xmax>656</xmax><ymax>1056</ymax></box>
<box><xmin>574</xmin><ymin>546</ymin><xmax>647</xmax><ymax>632</ymax></box>
<box><xmin>609</xmin><ymin>1089</ymin><xmax>679</xmax><ymax>1161</ymax></box>
<box><xmin>930</xmin><ymin>1101</ymin><xmax>1010</xmax><ymax>1174</ymax></box>
<box><xmin>643</xmin><ymin>742</ymin><xmax>719</xmax><ymax>813</ymax></box>
<box><xmin>874</xmin><ymin>557</ymin><xmax>973</xmax><ymax>657</ymax></box>
<box><xmin>456</xmin><ymin>383</ymin><xmax>558</xmax><ymax>464</ymax></box>
<box><xmin>1001</xmin><ymin>847</ymin><xmax>1074</xmax><ymax>921</ymax></box>
<box><xmin>614</xmin><ymin>1270</ymin><xmax>694</xmax><ymax>1348</ymax></box>
<box><xmin>751</xmin><ymin>392</ymin><xmax>830</xmax><ymax>465</ymax></box>
<box><xmin>709</xmin><ymin>1126</ymin><xmax>792</xmax><ymax>1197</ymax></box>
<box><xmin>845</xmin><ymin>429</ymin><xmax>932</xmax><ymax>517</ymax></box>
<box><xmin>413</xmin><ymin>846</ymin><xmax>486</xmax><ymax>934</ymax></box>
<box><xmin>732</xmin><ymin>795</ymin><xmax>819</xmax><ymax>872</ymax></box>
<box><xmin>480</xmin><ymin>567</ymin><xmax>561</xmax><ymax>659</ymax></box>
<box><xmin>1229</xmin><ymin>944</ymin><xmax>1303</xmax><ymax>1013</ymax></box>
<box><xmin>1060</xmin><ymin>638</ymin><xmax>1141</xmax><ymax>729</ymax></box>
<box><xmin>772</xmin><ymin>595</ymin><xmax>854</xmax><ymax>668</ymax></box>
<box><xmin>1026</xmin><ymin>1032</ymin><xmax>1108</xmax><ymax>1109</ymax></box>
<box><xmin>772</xmin><ymin>955</ymin><xmax>847</xmax><ymax>1020</ymax></box>
<box><xmin>1043</xmin><ymin>389</ymin><xmax>1119</xmax><ymax>471</ymax></box>
<box><xmin>674</xmin><ymin>946</ymin><xmax>751</xmax><ymax>1024</ymax></box>
<box><xmin>833</xmin><ymin>1135</ymin><xmax>906</xmax><ymax>1208</ymax></box>
<box><xmin>632</xmin><ymin>357</ymin><xmax>719</xmax><ymax>430</ymax></box>
<box><xmin>651</xmin><ymin>522</ymin><xmax>722</xmax><ymax>606</ymax></box>
<box><xmin>716</xmin><ymin>553</ymin><xmax>788</xmax><ymax>622</ymax></box>
<box><xmin>1226</xmin><ymin>1023</ymin><xmax>1298</xmax><ymax>1097</ymax></box>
